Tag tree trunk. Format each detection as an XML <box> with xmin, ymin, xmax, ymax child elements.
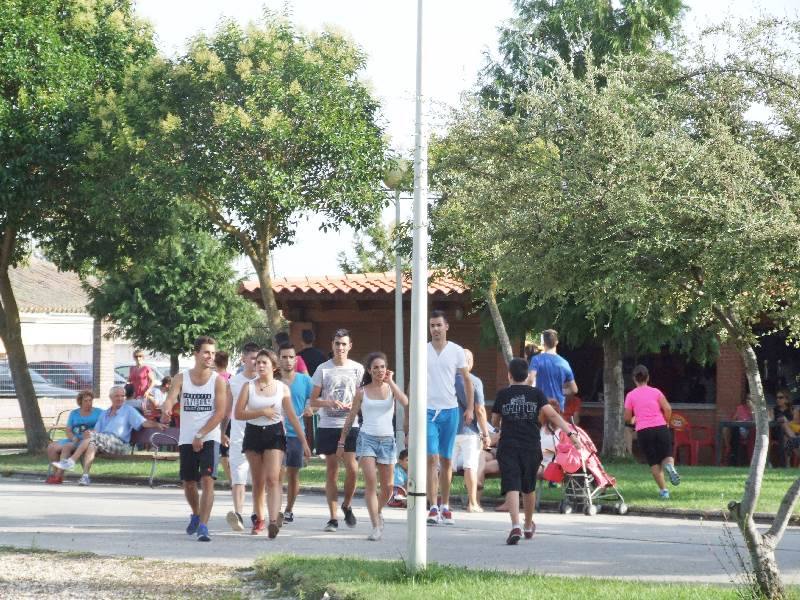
<box><xmin>252</xmin><ymin>250</ymin><xmax>284</xmax><ymax>337</ymax></box>
<box><xmin>485</xmin><ymin>275</ymin><xmax>513</xmax><ymax>365</ymax></box>
<box><xmin>170</xmin><ymin>354</ymin><xmax>180</xmax><ymax>376</ymax></box>
<box><xmin>0</xmin><ymin>259</ymin><xmax>48</xmax><ymax>452</ymax></box>
<box><xmin>601</xmin><ymin>337</ymin><xmax>626</xmax><ymax>458</ymax></box>
<box><xmin>728</xmin><ymin>343</ymin><xmax>787</xmax><ymax>599</ymax></box>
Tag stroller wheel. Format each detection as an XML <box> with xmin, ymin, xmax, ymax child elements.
<box><xmin>617</xmin><ymin>503</ymin><xmax>628</xmax><ymax>515</ymax></box>
<box><xmin>559</xmin><ymin>500</ymin><xmax>572</xmax><ymax>514</ymax></box>
<box><xmin>584</xmin><ymin>504</ymin><xmax>598</xmax><ymax>516</ymax></box>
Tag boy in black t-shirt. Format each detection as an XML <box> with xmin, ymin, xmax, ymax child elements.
<box><xmin>492</xmin><ymin>358</ymin><xmax>581</xmax><ymax>545</ymax></box>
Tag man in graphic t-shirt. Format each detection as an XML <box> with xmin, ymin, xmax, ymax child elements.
<box><xmin>309</xmin><ymin>328</ymin><xmax>364</xmax><ymax>532</ymax></box>
<box><xmin>162</xmin><ymin>335</ymin><xmax>227</xmax><ymax>543</ymax></box>
<box><xmin>528</xmin><ymin>329</ymin><xmax>577</xmax><ymax>412</ymax></box>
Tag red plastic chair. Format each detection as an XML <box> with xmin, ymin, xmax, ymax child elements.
<box><xmin>669</xmin><ymin>412</ymin><xmax>715</xmax><ymax>465</ymax></box>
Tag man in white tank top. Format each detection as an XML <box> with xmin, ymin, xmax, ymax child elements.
<box><xmin>161</xmin><ymin>335</ymin><xmax>228</xmax><ymax>542</ymax></box>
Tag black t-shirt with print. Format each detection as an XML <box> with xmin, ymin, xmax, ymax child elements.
<box><xmin>492</xmin><ymin>384</ymin><xmax>548</xmax><ymax>450</ymax></box>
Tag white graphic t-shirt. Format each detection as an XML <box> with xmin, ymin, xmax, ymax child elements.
<box><xmin>178</xmin><ymin>369</ymin><xmax>220</xmax><ymax>445</ymax></box>
<box><xmin>311</xmin><ymin>359</ymin><xmax>364</xmax><ymax>429</ymax></box>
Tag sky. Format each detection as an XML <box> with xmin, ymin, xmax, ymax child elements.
<box><xmin>133</xmin><ymin>0</ymin><xmax>798</xmax><ymax>279</ymax></box>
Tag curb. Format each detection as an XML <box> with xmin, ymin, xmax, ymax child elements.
<box><xmin>3</xmin><ymin>469</ymin><xmax>798</xmax><ymax>526</ymax></box>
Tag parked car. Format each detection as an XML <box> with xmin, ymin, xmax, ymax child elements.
<box><xmin>0</xmin><ymin>362</ymin><xmax>76</xmax><ymax>398</ymax></box>
<box><xmin>29</xmin><ymin>361</ymin><xmax>93</xmax><ymax>391</ymax></box>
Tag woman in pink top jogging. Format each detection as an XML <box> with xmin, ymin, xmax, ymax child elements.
<box><xmin>623</xmin><ymin>364</ymin><xmax>681</xmax><ymax>500</ymax></box>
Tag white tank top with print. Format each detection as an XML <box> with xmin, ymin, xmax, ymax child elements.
<box><xmin>178</xmin><ymin>370</ymin><xmax>220</xmax><ymax>445</ymax></box>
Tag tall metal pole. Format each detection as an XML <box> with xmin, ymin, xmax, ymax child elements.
<box><xmin>407</xmin><ymin>0</ymin><xmax>428</xmax><ymax>573</ymax></box>
<box><xmin>394</xmin><ymin>188</ymin><xmax>406</xmax><ymax>452</ymax></box>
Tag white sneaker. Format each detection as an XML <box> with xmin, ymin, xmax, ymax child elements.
<box><xmin>367</xmin><ymin>527</ymin><xmax>382</xmax><ymax>541</ymax></box>
<box><xmin>52</xmin><ymin>458</ymin><xmax>76</xmax><ymax>471</ymax></box>
<box><xmin>78</xmin><ymin>474</ymin><xmax>90</xmax><ymax>486</ymax></box>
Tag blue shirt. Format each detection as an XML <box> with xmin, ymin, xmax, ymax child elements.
<box><xmin>394</xmin><ymin>463</ymin><xmax>408</xmax><ymax>488</ymax></box>
<box><xmin>94</xmin><ymin>404</ymin><xmax>145</xmax><ymax>443</ymax></box>
<box><xmin>284</xmin><ymin>373</ymin><xmax>313</xmax><ymax>437</ymax></box>
<box><xmin>66</xmin><ymin>407</ymin><xmax>103</xmax><ymax>441</ymax></box>
<box><xmin>529</xmin><ymin>353</ymin><xmax>575</xmax><ymax>410</ymax></box>
<box><xmin>455</xmin><ymin>372</ymin><xmax>485</xmax><ymax>435</ymax></box>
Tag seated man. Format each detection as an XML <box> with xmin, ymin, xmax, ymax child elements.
<box><xmin>52</xmin><ymin>385</ymin><xmax>166</xmax><ymax>485</ymax></box>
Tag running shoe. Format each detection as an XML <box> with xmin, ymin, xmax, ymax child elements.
<box><xmin>78</xmin><ymin>474</ymin><xmax>90</xmax><ymax>486</ymax></box>
<box><xmin>197</xmin><ymin>524</ymin><xmax>211</xmax><ymax>542</ymax></box>
<box><xmin>506</xmin><ymin>527</ymin><xmax>522</xmax><ymax>545</ymax></box>
<box><xmin>524</xmin><ymin>522</ymin><xmax>536</xmax><ymax>540</ymax></box>
<box><xmin>251</xmin><ymin>519</ymin><xmax>266</xmax><ymax>535</ymax></box>
<box><xmin>267</xmin><ymin>522</ymin><xmax>279</xmax><ymax>539</ymax></box>
<box><xmin>324</xmin><ymin>519</ymin><xmax>339</xmax><ymax>532</ymax></box>
<box><xmin>283</xmin><ymin>511</ymin><xmax>294</xmax><ymax>523</ymax></box>
<box><xmin>251</xmin><ymin>513</ymin><xmax>257</xmax><ymax>526</ymax></box>
<box><xmin>659</xmin><ymin>489</ymin><xmax>670</xmax><ymax>500</ymax></box>
<box><xmin>664</xmin><ymin>463</ymin><xmax>681</xmax><ymax>486</ymax></box>
<box><xmin>427</xmin><ymin>505</ymin><xmax>441</xmax><ymax>525</ymax></box>
<box><xmin>226</xmin><ymin>511</ymin><xmax>245</xmax><ymax>532</ymax></box>
<box><xmin>186</xmin><ymin>514</ymin><xmax>200</xmax><ymax>535</ymax></box>
<box><xmin>440</xmin><ymin>506</ymin><xmax>454</xmax><ymax>525</ymax></box>
<box><xmin>342</xmin><ymin>504</ymin><xmax>357</xmax><ymax>528</ymax></box>
<box><xmin>52</xmin><ymin>458</ymin><xmax>75</xmax><ymax>471</ymax></box>
<box><xmin>367</xmin><ymin>527</ymin><xmax>382</xmax><ymax>541</ymax></box>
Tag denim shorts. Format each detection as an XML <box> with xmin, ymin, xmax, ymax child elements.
<box><xmin>356</xmin><ymin>431</ymin><xmax>397</xmax><ymax>465</ymax></box>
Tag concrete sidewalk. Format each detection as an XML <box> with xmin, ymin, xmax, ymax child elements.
<box><xmin>1</xmin><ymin>477</ymin><xmax>798</xmax><ymax>584</ymax></box>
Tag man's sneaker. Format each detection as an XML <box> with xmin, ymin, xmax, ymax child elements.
<box><xmin>52</xmin><ymin>458</ymin><xmax>76</xmax><ymax>471</ymax></box>
<box><xmin>186</xmin><ymin>514</ymin><xmax>201</xmax><ymax>535</ymax></box>
<box><xmin>324</xmin><ymin>519</ymin><xmax>339</xmax><ymax>532</ymax></box>
<box><xmin>268</xmin><ymin>522</ymin><xmax>279</xmax><ymax>539</ymax></box>
<box><xmin>197</xmin><ymin>524</ymin><xmax>211</xmax><ymax>542</ymax></box>
<box><xmin>342</xmin><ymin>504</ymin><xmax>357</xmax><ymax>528</ymax></box>
<box><xmin>659</xmin><ymin>489</ymin><xmax>670</xmax><ymax>500</ymax></box>
<box><xmin>226</xmin><ymin>511</ymin><xmax>245</xmax><ymax>532</ymax></box>
<box><xmin>78</xmin><ymin>474</ymin><xmax>90</xmax><ymax>486</ymax></box>
<box><xmin>427</xmin><ymin>505</ymin><xmax>441</xmax><ymax>525</ymax></box>
<box><xmin>367</xmin><ymin>527</ymin><xmax>382</xmax><ymax>541</ymax></box>
<box><xmin>283</xmin><ymin>511</ymin><xmax>294</xmax><ymax>523</ymax></box>
<box><xmin>440</xmin><ymin>507</ymin><xmax>454</xmax><ymax>525</ymax></box>
<box><xmin>506</xmin><ymin>527</ymin><xmax>522</xmax><ymax>545</ymax></box>
<box><xmin>523</xmin><ymin>522</ymin><xmax>536</xmax><ymax>540</ymax></box>
<box><xmin>251</xmin><ymin>519</ymin><xmax>266</xmax><ymax>535</ymax></box>
<box><xmin>664</xmin><ymin>463</ymin><xmax>681</xmax><ymax>486</ymax></box>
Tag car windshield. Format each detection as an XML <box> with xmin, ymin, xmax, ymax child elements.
<box><xmin>0</xmin><ymin>364</ymin><xmax>48</xmax><ymax>384</ymax></box>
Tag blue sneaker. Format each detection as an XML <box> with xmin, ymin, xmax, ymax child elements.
<box><xmin>186</xmin><ymin>514</ymin><xmax>200</xmax><ymax>535</ymax></box>
<box><xmin>659</xmin><ymin>489</ymin><xmax>670</xmax><ymax>500</ymax></box>
<box><xmin>197</xmin><ymin>524</ymin><xmax>211</xmax><ymax>542</ymax></box>
<box><xmin>664</xmin><ymin>463</ymin><xmax>680</xmax><ymax>486</ymax></box>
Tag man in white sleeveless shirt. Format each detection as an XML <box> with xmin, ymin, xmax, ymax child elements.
<box><xmin>162</xmin><ymin>336</ymin><xmax>228</xmax><ymax>542</ymax></box>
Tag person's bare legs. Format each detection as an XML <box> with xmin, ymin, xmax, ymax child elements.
<box><xmin>377</xmin><ymin>463</ymin><xmax>394</xmax><ymax>509</ymax></box>
<box><xmin>464</xmin><ymin>468</ymin><xmax>481</xmax><ymax>510</ymax></box>
<box><xmin>198</xmin><ymin>476</ymin><xmax>214</xmax><ymax>525</ymax></box>
<box><xmin>48</xmin><ymin>442</ymin><xmax>72</xmax><ymax>479</ymax></box>
<box><xmin>81</xmin><ymin>442</ymin><xmax>98</xmax><ymax>475</ymax></box>
<box><xmin>265</xmin><ymin>450</ymin><xmax>283</xmax><ymax>525</ymax></box>
<box><xmin>67</xmin><ymin>436</ymin><xmax>92</xmax><ymax>464</ymax></box>
<box><xmin>427</xmin><ymin>454</ymin><xmax>439</xmax><ymax>507</ymax></box>
<box><xmin>325</xmin><ymin>454</ymin><xmax>340</xmax><ymax>520</ymax></box>
<box><xmin>522</xmin><ymin>491</ymin><xmax>536</xmax><ymax>532</ymax></box>
<box><xmin>342</xmin><ymin>451</ymin><xmax>358</xmax><ymax>510</ymax></box>
<box><xmin>183</xmin><ymin>480</ymin><xmax>200</xmax><ymax>515</ymax></box>
<box><xmin>507</xmin><ymin>490</ymin><xmax>520</xmax><ymax>527</ymax></box>
<box><xmin>220</xmin><ymin>455</ymin><xmax>231</xmax><ymax>483</ymax></box>
<box><xmin>285</xmin><ymin>467</ymin><xmax>301</xmax><ymax>513</ymax></box>
<box><xmin>650</xmin><ymin>463</ymin><xmax>667</xmax><ymax>490</ymax></box>
<box><xmin>360</xmin><ymin>457</ymin><xmax>379</xmax><ymax>527</ymax></box>
<box><xmin>246</xmin><ymin>451</ymin><xmax>267</xmax><ymax>521</ymax></box>
<box><xmin>231</xmin><ymin>483</ymin><xmax>245</xmax><ymax>515</ymax></box>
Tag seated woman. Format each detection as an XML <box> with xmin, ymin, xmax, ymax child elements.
<box><xmin>770</xmin><ymin>390</ymin><xmax>794</xmax><ymax>467</ymax></box>
<box><xmin>46</xmin><ymin>390</ymin><xmax>103</xmax><ymax>484</ymax></box>
<box><xmin>782</xmin><ymin>407</ymin><xmax>800</xmax><ymax>464</ymax></box>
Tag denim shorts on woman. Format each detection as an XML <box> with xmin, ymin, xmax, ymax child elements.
<box><xmin>356</xmin><ymin>431</ymin><xmax>397</xmax><ymax>464</ymax></box>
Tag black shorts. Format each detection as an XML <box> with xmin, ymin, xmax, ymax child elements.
<box><xmin>496</xmin><ymin>444</ymin><xmax>542</xmax><ymax>496</ymax></box>
<box><xmin>220</xmin><ymin>421</ymin><xmax>232</xmax><ymax>457</ymax></box>
<box><xmin>637</xmin><ymin>425</ymin><xmax>673</xmax><ymax>466</ymax></box>
<box><xmin>179</xmin><ymin>441</ymin><xmax>220</xmax><ymax>482</ymax></box>
<box><xmin>316</xmin><ymin>427</ymin><xmax>358</xmax><ymax>455</ymax></box>
<box><xmin>242</xmin><ymin>422</ymin><xmax>286</xmax><ymax>454</ymax></box>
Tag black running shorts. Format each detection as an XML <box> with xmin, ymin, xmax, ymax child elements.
<box><xmin>179</xmin><ymin>440</ymin><xmax>219</xmax><ymax>482</ymax></box>
<box><xmin>316</xmin><ymin>427</ymin><xmax>358</xmax><ymax>455</ymax></box>
<box><xmin>497</xmin><ymin>444</ymin><xmax>542</xmax><ymax>496</ymax></box>
<box><xmin>637</xmin><ymin>425</ymin><xmax>673</xmax><ymax>466</ymax></box>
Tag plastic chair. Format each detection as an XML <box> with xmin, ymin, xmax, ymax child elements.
<box><xmin>669</xmin><ymin>412</ymin><xmax>715</xmax><ymax>465</ymax></box>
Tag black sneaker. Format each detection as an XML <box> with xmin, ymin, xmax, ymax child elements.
<box><xmin>251</xmin><ymin>513</ymin><xmax>257</xmax><ymax>526</ymax></box>
<box><xmin>342</xmin><ymin>504</ymin><xmax>357</xmax><ymax>528</ymax></box>
<box><xmin>324</xmin><ymin>519</ymin><xmax>338</xmax><ymax>532</ymax></box>
<box><xmin>283</xmin><ymin>510</ymin><xmax>294</xmax><ymax>523</ymax></box>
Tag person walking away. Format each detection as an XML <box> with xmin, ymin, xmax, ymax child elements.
<box><xmin>309</xmin><ymin>329</ymin><xmax>364</xmax><ymax>532</ymax></box>
<box><xmin>161</xmin><ymin>336</ymin><xmax>227</xmax><ymax>542</ymax></box>
<box><xmin>278</xmin><ymin>342</ymin><xmax>314</xmax><ymax>523</ymax></box>
<box><xmin>492</xmin><ymin>358</ymin><xmax>581</xmax><ymax>545</ymax></box>
<box><xmin>623</xmin><ymin>364</ymin><xmax>681</xmax><ymax>500</ymax></box>
<box><xmin>528</xmin><ymin>329</ymin><xmax>577</xmax><ymax>412</ymax></box>
<box><xmin>338</xmin><ymin>352</ymin><xmax>408</xmax><ymax>541</ymax></box>
<box><xmin>299</xmin><ymin>329</ymin><xmax>327</xmax><ymax>376</ymax></box>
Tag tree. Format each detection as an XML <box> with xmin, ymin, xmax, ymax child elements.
<box><xmin>490</xmin><ymin>21</ymin><xmax>800</xmax><ymax>597</ymax></box>
<box><xmin>0</xmin><ymin>0</ymin><xmax>156</xmax><ymax>451</ymax></box>
<box><xmin>106</xmin><ymin>14</ymin><xmax>388</xmax><ymax>335</ymax></box>
<box><xmin>86</xmin><ymin>229</ymin><xmax>258</xmax><ymax>375</ymax></box>
<box><xmin>480</xmin><ymin>0</ymin><xmax>685</xmax><ymax>111</ymax></box>
<box><xmin>337</xmin><ymin>222</ymin><xmax>410</xmax><ymax>274</ymax></box>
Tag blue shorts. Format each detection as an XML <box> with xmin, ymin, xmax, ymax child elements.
<box><xmin>356</xmin><ymin>432</ymin><xmax>397</xmax><ymax>465</ymax></box>
<box><xmin>57</xmin><ymin>438</ymin><xmax>78</xmax><ymax>447</ymax></box>
<box><xmin>283</xmin><ymin>436</ymin><xmax>305</xmax><ymax>469</ymax></box>
<box><xmin>426</xmin><ymin>407</ymin><xmax>459</xmax><ymax>459</ymax></box>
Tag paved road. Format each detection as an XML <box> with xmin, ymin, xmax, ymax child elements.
<box><xmin>1</xmin><ymin>477</ymin><xmax>798</xmax><ymax>584</ymax></box>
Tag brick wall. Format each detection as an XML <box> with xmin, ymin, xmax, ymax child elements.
<box><xmin>716</xmin><ymin>343</ymin><xmax>745</xmax><ymax>420</ymax></box>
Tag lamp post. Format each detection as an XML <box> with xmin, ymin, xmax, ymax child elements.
<box><xmin>407</xmin><ymin>0</ymin><xmax>428</xmax><ymax>573</ymax></box>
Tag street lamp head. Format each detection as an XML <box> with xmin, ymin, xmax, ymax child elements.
<box><xmin>383</xmin><ymin>157</ymin><xmax>412</xmax><ymax>191</ymax></box>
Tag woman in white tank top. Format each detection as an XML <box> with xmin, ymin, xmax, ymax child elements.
<box><xmin>338</xmin><ymin>352</ymin><xmax>408</xmax><ymax>541</ymax></box>
<box><xmin>235</xmin><ymin>349</ymin><xmax>310</xmax><ymax>538</ymax></box>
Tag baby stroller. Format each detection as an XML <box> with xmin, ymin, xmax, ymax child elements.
<box><xmin>543</xmin><ymin>425</ymin><xmax>627</xmax><ymax>516</ymax></box>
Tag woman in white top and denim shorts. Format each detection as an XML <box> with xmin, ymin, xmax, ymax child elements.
<box><xmin>338</xmin><ymin>352</ymin><xmax>408</xmax><ymax>541</ymax></box>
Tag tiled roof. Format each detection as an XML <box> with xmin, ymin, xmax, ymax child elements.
<box><xmin>240</xmin><ymin>272</ymin><xmax>468</xmax><ymax>300</ymax></box>
<box><xmin>9</xmin><ymin>258</ymin><xmax>89</xmax><ymax>314</ymax></box>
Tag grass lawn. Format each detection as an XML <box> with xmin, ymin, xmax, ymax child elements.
<box><xmin>255</xmin><ymin>555</ymin><xmax>776</xmax><ymax>600</ymax></box>
<box><xmin>0</xmin><ymin>429</ymin><xmax>27</xmax><ymax>445</ymax></box>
